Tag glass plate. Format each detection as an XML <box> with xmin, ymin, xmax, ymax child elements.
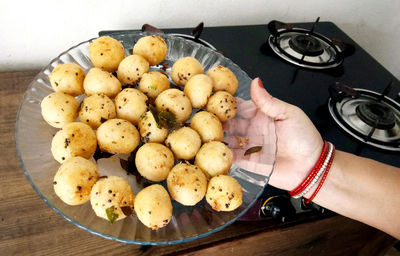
<box><xmin>15</xmin><ymin>32</ymin><xmax>277</xmax><ymax>245</ymax></box>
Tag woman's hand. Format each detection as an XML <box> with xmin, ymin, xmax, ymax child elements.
<box><xmin>225</xmin><ymin>78</ymin><xmax>324</xmax><ymax>190</ymax></box>
<box><xmin>226</xmin><ymin>78</ymin><xmax>400</xmax><ymax>239</ymax></box>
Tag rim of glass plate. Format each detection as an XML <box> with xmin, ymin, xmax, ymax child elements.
<box><xmin>15</xmin><ymin>32</ymin><xmax>277</xmax><ymax>245</ymax></box>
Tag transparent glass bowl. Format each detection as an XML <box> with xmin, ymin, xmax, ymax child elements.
<box><xmin>15</xmin><ymin>32</ymin><xmax>276</xmax><ymax>245</ymax></box>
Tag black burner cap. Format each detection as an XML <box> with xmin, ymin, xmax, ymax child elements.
<box><xmin>356</xmin><ymin>102</ymin><xmax>396</xmax><ymax>129</ymax></box>
<box><xmin>289</xmin><ymin>34</ymin><xmax>324</xmax><ymax>56</ymax></box>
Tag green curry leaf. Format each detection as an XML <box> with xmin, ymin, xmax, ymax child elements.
<box><xmin>106</xmin><ymin>207</ymin><xmax>119</xmax><ymax>224</ymax></box>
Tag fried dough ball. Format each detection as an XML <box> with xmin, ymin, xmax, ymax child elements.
<box><xmin>89</xmin><ymin>36</ymin><xmax>125</xmax><ymax>72</ymax></box>
<box><xmin>135</xmin><ymin>143</ymin><xmax>174</xmax><ymax>182</ymax></box>
<box><xmin>49</xmin><ymin>63</ymin><xmax>85</xmax><ymax>96</ymax></box>
<box><xmin>155</xmin><ymin>88</ymin><xmax>192</xmax><ymax>123</ymax></box>
<box><xmin>117</xmin><ymin>54</ymin><xmax>149</xmax><ymax>85</ymax></box>
<box><xmin>206</xmin><ymin>91</ymin><xmax>237</xmax><ymax>122</ymax></box>
<box><xmin>167</xmin><ymin>163</ymin><xmax>207</xmax><ymax>206</ymax></box>
<box><xmin>51</xmin><ymin>122</ymin><xmax>97</xmax><ymax>163</ymax></box>
<box><xmin>194</xmin><ymin>141</ymin><xmax>233</xmax><ymax>178</ymax></box>
<box><xmin>134</xmin><ymin>184</ymin><xmax>172</xmax><ymax>230</ymax></box>
<box><xmin>83</xmin><ymin>68</ymin><xmax>122</xmax><ymax>98</ymax></box>
<box><xmin>133</xmin><ymin>35</ymin><xmax>168</xmax><ymax>66</ymax></box>
<box><xmin>90</xmin><ymin>176</ymin><xmax>135</xmax><ymax>222</ymax></box>
<box><xmin>78</xmin><ymin>94</ymin><xmax>116</xmax><ymax>129</ymax></box>
<box><xmin>165</xmin><ymin>127</ymin><xmax>201</xmax><ymax>160</ymax></box>
<box><xmin>183</xmin><ymin>74</ymin><xmax>213</xmax><ymax>108</ymax></box>
<box><xmin>138</xmin><ymin>71</ymin><xmax>170</xmax><ymax>98</ymax></box>
<box><xmin>171</xmin><ymin>57</ymin><xmax>204</xmax><ymax>86</ymax></box>
<box><xmin>206</xmin><ymin>175</ymin><xmax>242</xmax><ymax>212</ymax></box>
<box><xmin>96</xmin><ymin>119</ymin><xmax>140</xmax><ymax>154</ymax></box>
<box><xmin>190</xmin><ymin>111</ymin><xmax>223</xmax><ymax>143</ymax></box>
<box><xmin>206</xmin><ymin>65</ymin><xmax>238</xmax><ymax>95</ymax></box>
<box><xmin>53</xmin><ymin>156</ymin><xmax>99</xmax><ymax>205</ymax></box>
<box><xmin>138</xmin><ymin>111</ymin><xmax>168</xmax><ymax>143</ymax></box>
<box><xmin>41</xmin><ymin>92</ymin><xmax>79</xmax><ymax>128</ymax></box>
<box><xmin>115</xmin><ymin>88</ymin><xmax>148</xmax><ymax>125</ymax></box>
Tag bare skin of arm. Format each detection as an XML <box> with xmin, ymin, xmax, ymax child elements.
<box><xmin>234</xmin><ymin>78</ymin><xmax>400</xmax><ymax>239</ymax></box>
<box><xmin>306</xmin><ymin>151</ymin><xmax>400</xmax><ymax>239</ymax></box>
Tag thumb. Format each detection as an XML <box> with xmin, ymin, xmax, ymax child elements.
<box><xmin>250</xmin><ymin>78</ymin><xmax>291</xmax><ymax>121</ymax></box>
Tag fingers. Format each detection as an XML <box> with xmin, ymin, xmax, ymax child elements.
<box><xmin>250</xmin><ymin>78</ymin><xmax>291</xmax><ymax>121</ymax></box>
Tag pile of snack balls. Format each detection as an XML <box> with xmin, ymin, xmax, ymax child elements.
<box><xmin>41</xmin><ymin>35</ymin><xmax>243</xmax><ymax>230</ymax></box>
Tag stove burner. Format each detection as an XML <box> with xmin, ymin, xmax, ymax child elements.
<box><xmin>288</xmin><ymin>35</ymin><xmax>324</xmax><ymax>56</ymax></box>
<box><xmin>268</xmin><ymin>30</ymin><xmax>341</xmax><ymax>69</ymax></box>
<box><xmin>328</xmin><ymin>86</ymin><xmax>400</xmax><ymax>151</ymax></box>
<box><xmin>266</xmin><ymin>20</ymin><xmax>354</xmax><ymax>70</ymax></box>
<box><xmin>356</xmin><ymin>102</ymin><xmax>396</xmax><ymax>129</ymax></box>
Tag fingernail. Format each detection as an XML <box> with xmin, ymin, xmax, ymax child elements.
<box><xmin>257</xmin><ymin>78</ymin><xmax>264</xmax><ymax>88</ymax></box>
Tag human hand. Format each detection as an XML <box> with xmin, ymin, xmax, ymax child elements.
<box><xmin>224</xmin><ymin>78</ymin><xmax>323</xmax><ymax>191</ymax></box>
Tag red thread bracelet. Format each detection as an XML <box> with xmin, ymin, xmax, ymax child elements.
<box><xmin>305</xmin><ymin>144</ymin><xmax>335</xmax><ymax>203</ymax></box>
<box><xmin>289</xmin><ymin>141</ymin><xmax>328</xmax><ymax>196</ymax></box>
<box><xmin>289</xmin><ymin>141</ymin><xmax>329</xmax><ymax>197</ymax></box>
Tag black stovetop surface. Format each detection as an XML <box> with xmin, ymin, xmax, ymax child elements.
<box><xmin>162</xmin><ymin>22</ymin><xmax>400</xmax><ymax>166</ymax></box>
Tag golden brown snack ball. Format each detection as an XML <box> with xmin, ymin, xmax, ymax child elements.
<box><xmin>190</xmin><ymin>111</ymin><xmax>224</xmax><ymax>143</ymax></box>
<box><xmin>49</xmin><ymin>63</ymin><xmax>85</xmax><ymax>96</ymax></box>
<box><xmin>206</xmin><ymin>175</ymin><xmax>242</xmax><ymax>212</ymax></box>
<box><xmin>165</xmin><ymin>127</ymin><xmax>201</xmax><ymax>160</ymax></box>
<box><xmin>41</xmin><ymin>92</ymin><xmax>79</xmax><ymax>128</ymax></box>
<box><xmin>194</xmin><ymin>141</ymin><xmax>233</xmax><ymax>178</ymax></box>
<box><xmin>206</xmin><ymin>65</ymin><xmax>239</xmax><ymax>95</ymax></box>
<box><xmin>117</xmin><ymin>54</ymin><xmax>149</xmax><ymax>85</ymax></box>
<box><xmin>89</xmin><ymin>36</ymin><xmax>125</xmax><ymax>72</ymax></box>
<box><xmin>155</xmin><ymin>88</ymin><xmax>192</xmax><ymax>123</ymax></box>
<box><xmin>167</xmin><ymin>163</ymin><xmax>207</xmax><ymax>206</ymax></box>
<box><xmin>90</xmin><ymin>176</ymin><xmax>135</xmax><ymax>222</ymax></box>
<box><xmin>51</xmin><ymin>122</ymin><xmax>97</xmax><ymax>163</ymax></box>
<box><xmin>184</xmin><ymin>74</ymin><xmax>213</xmax><ymax>108</ymax></box>
<box><xmin>53</xmin><ymin>156</ymin><xmax>99</xmax><ymax>205</ymax></box>
<box><xmin>96</xmin><ymin>119</ymin><xmax>140</xmax><ymax>154</ymax></box>
<box><xmin>135</xmin><ymin>143</ymin><xmax>174</xmax><ymax>182</ymax></box>
<box><xmin>138</xmin><ymin>111</ymin><xmax>168</xmax><ymax>143</ymax></box>
<box><xmin>134</xmin><ymin>184</ymin><xmax>172</xmax><ymax>230</ymax></box>
<box><xmin>79</xmin><ymin>94</ymin><xmax>116</xmax><ymax>129</ymax></box>
<box><xmin>115</xmin><ymin>88</ymin><xmax>148</xmax><ymax>125</ymax></box>
<box><xmin>133</xmin><ymin>35</ymin><xmax>168</xmax><ymax>66</ymax></box>
<box><xmin>83</xmin><ymin>68</ymin><xmax>122</xmax><ymax>98</ymax></box>
<box><xmin>138</xmin><ymin>71</ymin><xmax>170</xmax><ymax>98</ymax></box>
<box><xmin>171</xmin><ymin>57</ymin><xmax>204</xmax><ymax>86</ymax></box>
<box><xmin>206</xmin><ymin>91</ymin><xmax>237</xmax><ymax>122</ymax></box>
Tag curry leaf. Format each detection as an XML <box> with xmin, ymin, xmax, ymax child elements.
<box><xmin>106</xmin><ymin>207</ymin><xmax>119</xmax><ymax>224</ymax></box>
<box><xmin>148</xmin><ymin>104</ymin><xmax>179</xmax><ymax>129</ymax></box>
<box><xmin>244</xmin><ymin>146</ymin><xmax>263</xmax><ymax>156</ymax></box>
<box><xmin>121</xmin><ymin>206</ymin><xmax>133</xmax><ymax>216</ymax></box>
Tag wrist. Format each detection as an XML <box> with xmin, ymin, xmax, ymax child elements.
<box><xmin>269</xmin><ymin>139</ymin><xmax>325</xmax><ymax>191</ymax></box>
<box><xmin>272</xmin><ymin>140</ymin><xmax>334</xmax><ymax>203</ymax></box>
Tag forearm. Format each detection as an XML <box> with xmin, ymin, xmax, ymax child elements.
<box><xmin>305</xmin><ymin>150</ymin><xmax>400</xmax><ymax>239</ymax></box>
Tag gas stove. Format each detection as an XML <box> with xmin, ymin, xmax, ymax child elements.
<box><xmin>99</xmin><ymin>20</ymin><xmax>400</xmax><ymax>222</ymax></box>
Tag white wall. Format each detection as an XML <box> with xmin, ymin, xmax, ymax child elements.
<box><xmin>1</xmin><ymin>0</ymin><xmax>399</xmax><ymax>79</ymax></box>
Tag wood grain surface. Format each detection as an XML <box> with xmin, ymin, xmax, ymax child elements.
<box><xmin>0</xmin><ymin>70</ymin><xmax>396</xmax><ymax>256</ymax></box>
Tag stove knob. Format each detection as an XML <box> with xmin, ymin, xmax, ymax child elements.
<box><xmin>260</xmin><ymin>195</ymin><xmax>296</xmax><ymax>222</ymax></box>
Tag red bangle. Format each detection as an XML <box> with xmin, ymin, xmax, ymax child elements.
<box><xmin>305</xmin><ymin>144</ymin><xmax>335</xmax><ymax>203</ymax></box>
<box><xmin>289</xmin><ymin>141</ymin><xmax>329</xmax><ymax>197</ymax></box>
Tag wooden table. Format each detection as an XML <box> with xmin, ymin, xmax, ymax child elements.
<box><xmin>0</xmin><ymin>70</ymin><xmax>396</xmax><ymax>255</ymax></box>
